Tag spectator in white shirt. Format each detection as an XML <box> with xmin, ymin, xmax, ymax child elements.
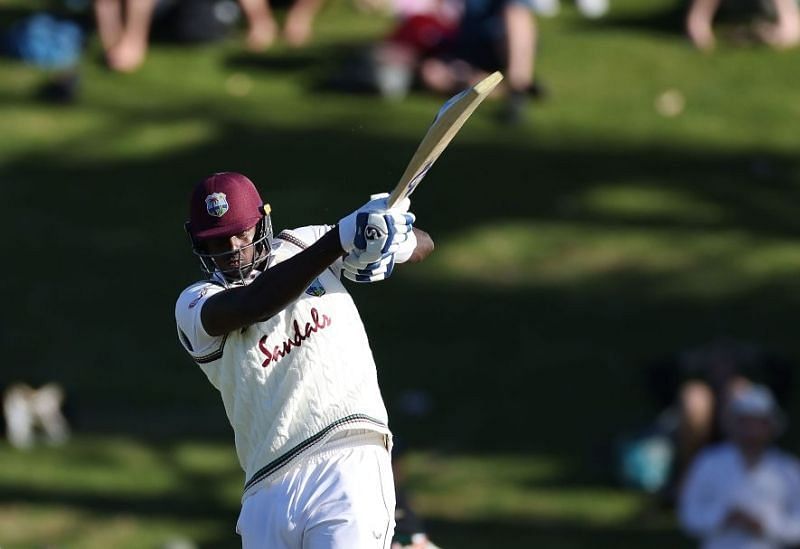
<box><xmin>678</xmin><ymin>384</ymin><xmax>800</xmax><ymax>549</ymax></box>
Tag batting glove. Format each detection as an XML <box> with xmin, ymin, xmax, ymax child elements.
<box><xmin>393</xmin><ymin>226</ymin><xmax>417</xmax><ymax>263</ymax></box>
<box><xmin>338</xmin><ymin>193</ymin><xmax>389</xmax><ymax>253</ymax></box>
<box><xmin>342</xmin><ymin>253</ymin><xmax>396</xmax><ymax>283</ymax></box>
<box><xmin>338</xmin><ymin>194</ymin><xmax>414</xmax><ymax>260</ymax></box>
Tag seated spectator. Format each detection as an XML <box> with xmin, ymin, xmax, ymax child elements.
<box><xmin>645</xmin><ymin>338</ymin><xmax>793</xmax><ymax>495</ymax></box>
<box><xmin>372</xmin><ymin>0</ymin><xmax>461</xmax><ymax>99</ymax></box>
<box><xmin>94</xmin><ymin>0</ymin><xmax>248</xmax><ymax>72</ymax></box>
<box><xmin>391</xmin><ymin>437</ymin><xmax>441</xmax><ymax>549</ymax></box>
<box><xmin>419</xmin><ymin>0</ymin><xmax>542</xmax><ymax>123</ymax></box>
<box><xmin>678</xmin><ymin>385</ymin><xmax>800</xmax><ymax>548</ymax></box>
<box><xmin>3</xmin><ymin>383</ymin><xmax>70</xmax><ymax>449</ymax></box>
<box><xmin>523</xmin><ymin>0</ymin><xmax>609</xmax><ymax>18</ymax></box>
<box><xmin>94</xmin><ymin>0</ymin><xmax>158</xmax><ymax>72</ymax></box>
<box><xmin>574</xmin><ymin>0</ymin><xmax>609</xmax><ymax>18</ymax></box>
<box><xmin>238</xmin><ymin>0</ymin><xmax>327</xmax><ymax>50</ymax></box>
<box><xmin>686</xmin><ymin>0</ymin><xmax>800</xmax><ymax>51</ymax></box>
<box><xmin>318</xmin><ymin>0</ymin><xmax>459</xmax><ymax>99</ymax></box>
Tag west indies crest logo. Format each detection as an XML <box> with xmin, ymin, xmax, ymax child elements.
<box><xmin>305</xmin><ymin>278</ymin><xmax>326</xmax><ymax>297</ymax></box>
<box><xmin>205</xmin><ymin>192</ymin><xmax>229</xmax><ymax>217</ymax></box>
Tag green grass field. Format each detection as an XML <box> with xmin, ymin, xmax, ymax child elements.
<box><xmin>2</xmin><ymin>0</ymin><xmax>800</xmax><ymax>546</ymax></box>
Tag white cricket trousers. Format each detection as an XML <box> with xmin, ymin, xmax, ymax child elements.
<box><xmin>236</xmin><ymin>431</ymin><xmax>396</xmax><ymax>549</ymax></box>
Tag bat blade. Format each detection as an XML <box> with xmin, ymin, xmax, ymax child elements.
<box><xmin>387</xmin><ymin>71</ymin><xmax>504</xmax><ymax>208</ymax></box>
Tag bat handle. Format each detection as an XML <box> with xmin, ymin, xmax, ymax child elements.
<box><xmin>386</xmin><ymin>188</ymin><xmax>404</xmax><ymax>209</ymax></box>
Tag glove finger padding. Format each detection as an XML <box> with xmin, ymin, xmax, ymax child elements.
<box><xmin>380</xmin><ymin>229</ymin><xmax>414</xmax><ymax>257</ymax></box>
<box><xmin>338</xmin><ymin>194</ymin><xmax>413</xmax><ymax>253</ymax></box>
<box><xmin>385</xmin><ymin>211</ymin><xmax>415</xmax><ymax>238</ymax></box>
<box><xmin>342</xmin><ymin>253</ymin><xmax>396</xmax><ymax>283</ymax></box>
<box><xmin>353</xmin><ymin>211</ymin><xmax>415</xmax><ymax>264</ymax></box>
<box><xmin>394</xmin><ymin>227</ymin><xmax>417</xmax><ymax>263</ymax></box>
<box><xmin>338</xmin><ymin>193</ymin><xmax>390</xmax><ymax>252</ymax></box>
<box><xmin>386</xmin><ymin>197</ymin><xmax>411</xmax><ymax>214</ymax></box>
<box><xmin>343</xmin><ymin>249</ymin><xmax>394</xmax><ymax>272</ymax></box>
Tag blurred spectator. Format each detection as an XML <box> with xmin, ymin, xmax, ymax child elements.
<box><xmin>573</xmin><ymin>0</ymin><xmax>609</xmax><ymax>18</ymax></box>
<box><xmin>531</xmin><ymin>0</ymin><xmax>609</xmax><ymax>18</ymax></box>
<box><xmin>3</xmin><ymin>11</ymin><xmax>84</xmax><ymax>103</ymax></box>
<box><xmin>93</xmin><ymin>0</ymin><xmax>241</xmax><ymax>71</ymax></box>
<box><xmin>646</xmin><ymin>338</ymin><xmax>793</xmax><ymax>495</ymax></box>
<box><xmin>686</xmin><ymin>0</ymin><xmax>800</xmax><ymax>51</ymax></box>
<box><xmin>159</xmin><ymin>0</ymin><xmax>242</xmax><ymax>44</ymax></box>
<box><xmin>94</xmin><ymin>0</ymin><xmax>158</xmax><ymax>71</ymax></box>
<box><xmin>419</xmin><ymin>0</ymin><xmax>542</xmax><ymax>123</ymax></box>
<box><xmin>392</xmin><ymin>480</ymin><xmax>441</xmax><ymax>548</ymax></box>
<box><xmin>391</xmin><ymin>438</ymin><xmax>442</xmax><ymax>549</ymax></box>
<box><xmin>320</xmin><ymin>0</ymin><xmax>458</xmax><ymax>99</ymax></box>
<box><xmin>325</xmin><ymin>0</ymin><xmax>541</xmax><ymax>114</ymax></box>
<box><xmin>678</xmin><ymin>385</ymin><xmax>800</xmax><ymax>548</ymax></box>
<box><xmin>4</xmin><ymin>13</ymin><xmax>84</xmax><ymax>70</ymax></box>
<box><xmin>3</xmin><ymin>383</ymin><xmax>70</xmax><ymax>449</ymax></box>
<box><xmin>370</xmin><ymin>0</ymin><xmax>460</xmax><ymax>99</ymax></box>
<box><xmin>238</xmin><ymin>0</ymin><xmax>327</xmax><ymax>49</ymax></box>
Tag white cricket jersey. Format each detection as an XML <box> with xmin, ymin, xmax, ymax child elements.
<box><xmin>678</xmin><ymin>442</ymin><xmax>800</xmax><ymax>549</ymax></box>
<box><xmin>175</xmin><ymin>225</ymin><xmax>390</xmax><ymax>498</ymax></box>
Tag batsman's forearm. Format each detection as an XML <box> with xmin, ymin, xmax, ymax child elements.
<box><xmin>202</xmin><ymin>229</ymin><xmax>344</xmax><ymax>335</ymax></box>
<box><xmin>245</xmin><ymin>228</ymin><xmax>344</xmax><ymax>317</ymax></box>
<box><xmin>407</xmin><ymin>227</ymin><xmax>434</xmax><ymax>263</ymax></box>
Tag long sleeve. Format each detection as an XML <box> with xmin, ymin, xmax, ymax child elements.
<box><xmin>762</xmin><ymin>456</ymin><xmax>800</xmax><ymax>545</ymax></box>
<box><xmin>678</xmin><ymin>450</ymin><xmax>734</xmax><ymax>538</ymax></box>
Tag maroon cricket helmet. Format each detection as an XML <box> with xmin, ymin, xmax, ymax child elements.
<box><xmin>187</xmin><ymin>172</ymin><xmax>266</xmax><ymax>241</ymax></box>
<box><xmin>186</xmin><ymin>172</ymin><xmax>274</xmax><ymax>283</ymax></box>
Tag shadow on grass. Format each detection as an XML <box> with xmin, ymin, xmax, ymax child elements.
<box><xmin>0</xmin><ymin>486</ymin><xmax>689</xmax><ymax>548</ymax></box>
<box><xmin>426</xmin><ymin>516</ymin><xmax>691</xmax><ymax>549</ymax></box>
<box><xmin>0</xmin><ymin>484</ymin><xmax>236</xmax><ymax>523</ymax></box>
<box><xmin>3</xmin><ymin>99</ymin><xmax>800</xmax><ymax>454</ymax></box>
<box><xmin>0</xmin><ymin>435</ymin><xmax>689</xmax><ymax>548</ymax></box>
<box><xmin>226</xmin><ymin>49</ymin><xmax>334</xmax><ymax>73</ymax></box>
<box><xmin>225</xmin><ymin>40</ymin><xmax>394</xmax><ymax>98</ymax></box>
<box><xmin>576</xmin><ymin>3</ymin><xmax>687</xmax><ymax>36</ymax></box>
<box><xmin>2</xmin><ymin>3</ymin><xmax>798</xmax><ymax>546</ymax></box>
<box><xmin>2</xmin><ymin>99</ymin><xmax>800</xmax><ymax>463</ymax></box>
<box><xmin>0</xmin><ymin>437</ymin><xmax>241</xmax><ymax>546</ymax></box>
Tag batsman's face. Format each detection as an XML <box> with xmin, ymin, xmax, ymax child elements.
<box><xmin>203</xmin><ymin>225</ymin><xmax>258</xmax><ymax>274</ymax></box>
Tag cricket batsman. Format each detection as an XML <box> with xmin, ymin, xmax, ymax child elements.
<box><xmin>175</xmin><ymin>172</ymin><xmax>434</xmax><ymax>548</ymax></box>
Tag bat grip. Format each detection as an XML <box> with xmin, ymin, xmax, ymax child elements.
<box><xmin>385</xmin><ymin>188</ymin><xmax>404</xmax><ymax>209</ymax></box>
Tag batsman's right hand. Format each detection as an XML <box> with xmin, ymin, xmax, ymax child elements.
<box><xmin>338</xmin><ymin>194</ymin><xmax>414</xmax><ymax>263</ymax></box>
<box><xmin>341</xmin><ymin>253</ymin><xmax>396</xmax><ymax>283</ymax></box>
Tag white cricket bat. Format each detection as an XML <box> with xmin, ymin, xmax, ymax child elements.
<box><xmin>386</xmin><ymin>71</ymin><xmax>504</xmax><ymax>208</ymax></box>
